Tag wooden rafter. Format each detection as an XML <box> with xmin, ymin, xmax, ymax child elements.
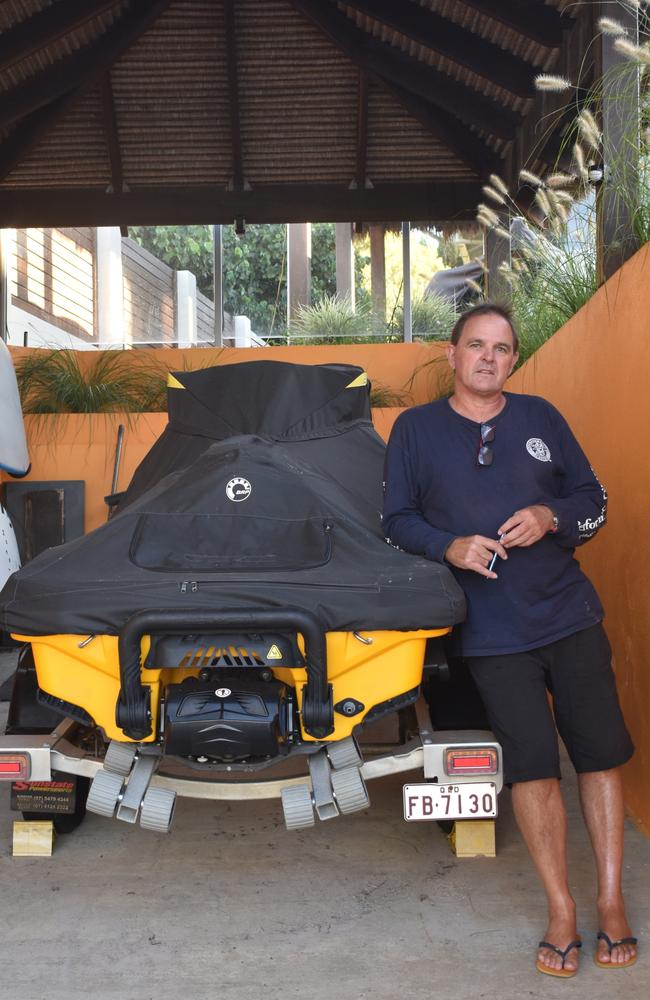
<box><xmin>0</xmin><ymin>95</ymin><xmax>77</xmax><ymax>183</ymax></box>
<box><xmin>0</xmin><ymin>0</ymin><xmax>175</xmax><ymax>132</ymax></box>
<box><xmin>0</xmin><ymin>0</ymin><xmax>118</xmax><ymax>74</ymax></box>
<box><xmin>355</xmin><ymin>70</ymin><xmax>368</xmax><ymax>188</ymax></box>
<box><xmin>101</xmin><ymin>73</ymin><xmax>125</xmax><ymax>194</ymax></box>
<box><xmin>383</xmin><ymin>81</ymin><xmax>502</xmax><ymax>177</ymax></box>
<box><xmin>460</xmin><ymin>0</ymin><xmax>570</xmax><ymax>50</ymax></box>
<box><xmin>224</xmin><ymin>0</ymin><xmax>244</xmax><ymax>190</ymax></box>
<box><xmin>288</xmin><ymin>0</ymin><xmax>520</xmax><ymax>141</ymax></box>
<box><xmin>341</xmin><ymin>0</ymin><xmax>536</xmax><ymax>98</ymax></box>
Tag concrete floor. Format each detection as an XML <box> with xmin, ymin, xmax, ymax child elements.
<box><xmin>0</xmin><ymin>653</ymin><xmax>648</xmax><ymax>1000</ymax></box>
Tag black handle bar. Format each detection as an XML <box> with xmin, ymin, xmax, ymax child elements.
<box><xmin>115</xmin><ymin>607</ymin><xmax>334</xmax><ymax>741</ymax></box>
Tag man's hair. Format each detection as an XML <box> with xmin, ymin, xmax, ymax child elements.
<box><xmin>450</xmin><ymin>303</ymin><xmax>519</xmax><ymax>353</ymax></box>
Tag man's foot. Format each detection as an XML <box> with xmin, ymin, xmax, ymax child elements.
<box><xmin>596</xmin><ymin>903</ymin><xmax>637</xmax><ymax>968</ymax></box>
<box><xmin>536</xmin><ymin>915</ymin><xmax>581</xmax><ymax>977</ymax></box>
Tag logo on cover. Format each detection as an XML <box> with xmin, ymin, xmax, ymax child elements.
<box><xmin>526</xmin><ymin>438</ymin><xmax>551</xmax><ymax>462</ymax></box>
<box><xmin>215</xmin><ymin>688</ymin><xmax>232</xmax><ymax>698</ymax></box>
<box><xmin>226</xmin><ymin>477</ymin><xmax>252</xmax><ymax>502</ymax></box>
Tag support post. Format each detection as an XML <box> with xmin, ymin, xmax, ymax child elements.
<box><xmin>287</xmin><ymin>222</ymin><xmax>311</xmax><ymax>325</ymax></box>
<box><xmin>213</xmin><ymin>224</ymin><xmax>223</xmax><ymax>346</ymax></box>
<box><xmin>596</xmin><ymin>2</ymin><xmax>640</xmax><ymax>283</ymax></box>
<box><xmin>402</xmin><ymin>221</ymin><xmax>412</xmax><ymax>342</ymax></box>
<box><xmin>95</xmin><ymin>227</ymin><xmax>125</xmax><ymax>347</ymax></box>
<box><xmin>234</xmin><ymin>314</ymin><xmax>252</xmax><ymax>347</ymax></box>
<box><xmin>335</xmin><ymin>222</ymin><xmax>355</xmax><ymax>307</ymax></box>
<box><xmin>369</xmin><ymin>224</ymin><xmax>386</xmax><ymax>332</ymax></box>
<box><xmin>485</xmin><ymin>219</ymin><xmax>511</xmax><ymax>302</ymax></box>
<box><xmin>175</xmin><ymin>270</ymin><xmax>197</xmax><ymax>348</ymax></box>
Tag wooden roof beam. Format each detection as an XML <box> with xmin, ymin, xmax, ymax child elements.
<box><xmin>355</xmin><ymin>70</ymin><xmax>369</xmax><ymax>188</ymax></box>
<box><xmin>0</xmin><ymin>0</ymin><xmax>118</xmax><ymax>74</ymax></box>
<box><xmin>0</xmin><ymin>181</ymin><xmax>486</xmax><ymax>228</ymax></box>
<box><xmin>101</xmin><ymin>73</ymin><xmax>126</xmax><ymax>195</ymax></box>
<box><xmin>224</xmin><ymin>0</ymin><xmax>245</xmax><ymax>191</ymax></box>
<box><xmin>288</xmin><ymin>0</ymin><xmax>520</xmax><ymax>141</ymax></box>
<box><xmin>0</xmin><ymin>0</ymin><xmax>175</xmax><ymax>132</ymax></box>
<box><xmin>460</xmin><ymin>0</ymin><xmax>571</xmax><ymax>50</ymax></box>
<box><xmin>341</xmin><ymin>0</ymin><xmax>537</xmax><ymax>98</ymax></box>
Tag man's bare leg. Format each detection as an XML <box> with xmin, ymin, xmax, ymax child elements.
<box><xmin>511</xmin><ymin>778</ymin><xmax>579</xmax><ymax>973</ymax></box>
<box><xmin>577</xmin><ymin>767</ymin><xmax>637</xmax><ymax>966</ymax></box>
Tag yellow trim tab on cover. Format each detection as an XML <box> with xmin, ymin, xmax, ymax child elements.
<box><xmin>345</xmin><ymin>372</ymin><xmax>368</xmax><ymax>388</ymax></box>
<box><xmin>167</xmin><ymin>373</ymin><xmax>185</xmax><ymax>389</ymax></box>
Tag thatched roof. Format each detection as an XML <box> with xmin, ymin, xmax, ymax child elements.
<box><xmin>0</xmin><ymin>0</ymin><xmax>594</xmax><ymax>227</ymax></box>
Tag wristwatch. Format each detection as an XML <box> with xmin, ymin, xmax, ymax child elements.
<box><xmin>550</xmin><ymin>512</ymin><xmax>559</xmax><ymax>533</ymax></box>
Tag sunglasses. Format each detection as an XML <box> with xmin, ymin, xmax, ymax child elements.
<box><xmin>478</xmin><ymin>423</ymin><xmax>495</xmax><ymax>467</ymax></box>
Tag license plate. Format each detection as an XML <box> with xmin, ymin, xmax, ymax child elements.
<box><xmin>403</xmin><ymin>782</ymin><xmax>497</xmax><ymax>821</ymax></box>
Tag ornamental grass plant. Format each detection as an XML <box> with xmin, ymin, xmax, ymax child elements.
<box><xmin>15</xmin><ymin>349</ymin><xmax>168</xmax><ymax>414</ymax></box>
<box><xmin>15</xmin><ymin>347</ymin><xmax>231</xmax><ymax>416</ymax></box>
<box><xmin>289</xmin><ymin>294</ymin><xmax>373</xmax><ymax>343</ymax></box>
<box><xmin>390</xmin><ymin>292</ymin><xmax>458</xmax><ymax>342</ymax></box>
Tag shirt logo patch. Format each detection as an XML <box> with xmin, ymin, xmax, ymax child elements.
<box><xmin>526</xmin><ymin>438</ymin><xmax>551</xmax><ymax>462</ymax></box>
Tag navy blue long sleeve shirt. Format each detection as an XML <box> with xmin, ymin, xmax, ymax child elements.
<box><xmin>383</xmin><ymin>393</ymin><xmax>607</xmax><ymax>656</ymax></box>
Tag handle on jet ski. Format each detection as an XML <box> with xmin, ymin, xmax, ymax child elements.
<box><xmin>115</xmin><ymin>607</ymin><xmax>334</xmax><ymax>741</ymax></box>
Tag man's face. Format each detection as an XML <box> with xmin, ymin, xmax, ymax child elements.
<box><xmin>446</xmin><ymin>313</ymin><xmax>518</xmax><ymax>396</ymax></box>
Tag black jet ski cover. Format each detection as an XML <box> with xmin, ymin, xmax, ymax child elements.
<box><xmin>0</xmin><ymin>360</ymin><xmax>465</xmax><ymax>637</ymax></box>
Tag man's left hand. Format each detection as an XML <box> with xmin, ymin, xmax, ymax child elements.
<box><xmin>498</xmin><ymin>505</ymin><xmax>555</xmax><ymax>548</ymax></box>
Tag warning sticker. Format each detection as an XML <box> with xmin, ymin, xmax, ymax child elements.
<box><xmin>266</xmin><ymin>644</ymin><xmax>282</xmax><ymax>660</ymax></box>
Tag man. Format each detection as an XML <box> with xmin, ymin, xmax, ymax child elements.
<box><xmin>383</xmin><ymin>304</ymin><xmax>636</xmax><ymax>977</ymax></box>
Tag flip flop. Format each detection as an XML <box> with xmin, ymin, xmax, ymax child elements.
<box><xmin>536</xmin><ymin>939</ymin><xmax>582</xmax><ymax>978</ymax></box>
<box><xmin>595</xmin><ymin>931</ymin><xmax>638</xmax><ymax>969</ymax></box>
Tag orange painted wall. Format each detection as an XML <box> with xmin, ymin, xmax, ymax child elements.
<box><xmin>17</xmin><ymin>413</ymin><xmax>167</xmax><ymax>533</ymax></box>
<box><xmin>507</xmin><ymin>242</ymin><xmax>650</xmax><ymax>834</ymax></box>
<box><xmin>9</xmin><ymin>341</ymin><xmax>446</xmax><ymax>409</ymax></box>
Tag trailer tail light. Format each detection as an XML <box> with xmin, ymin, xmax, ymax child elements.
<box><xmin>444</xmin><ymin>747</ymin><xmax>498</xmax><ymax>776</ymax></box>
<box><xmin>0</xmin><ymin>753</ymin><xmax>31</xmax><ymax>781</ymax></box>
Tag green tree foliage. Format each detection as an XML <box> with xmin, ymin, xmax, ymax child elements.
<box><xmin>129</xmin><ymin>225</ymin><xmax>214</xmax><ymax>293</ymax></box>
<box><xmin>129</xmin><ymin>223</ymin><xmax>370</xmax><ymax>337</ymax></box>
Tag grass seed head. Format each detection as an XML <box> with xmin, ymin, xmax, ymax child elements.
<box><xmin>477</xmin><ymin>203</ymin><xmax>500</xmax><ymax>226</ymax></box>
<box><xmin>546</xmin><ymin>172</ymin><xmax>577</xmax><ymax>188</ymax></box>
<box><xmin>598</xmin><ymin>16</ymin><xmax>628</xmax><ymax>36</ymax></box>
<box><xmin>535</xmin><ymin>74</ymin><xmax>573</xmax><ymax>92</ymax></box>
<box><xmin>520</xmin><ymin>169</ymin><xmax>544</xmax><ymax>188</ymax></box>
<box><xmin>489</xmin><ymin>174</ymin><xmax>510</xmax><ymax>196</ymax></box>
<box><xmin>482</xmin><ymin>185</ymin><xmax>507</xmax><ymax>206</ymax></box>
<box><xmin>613</xmin><ymin>37</ymin><xmax>650</xmax><ymax>63</ymax></box>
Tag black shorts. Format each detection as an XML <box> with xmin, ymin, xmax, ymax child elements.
<box><xmin>465</xmin><ymin>623</ymin><xmax>634</xmax><ymax>785</ymax></box>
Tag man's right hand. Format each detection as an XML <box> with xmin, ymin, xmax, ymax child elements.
<box><xmin>444</xmin><ymin>535</ymin><xmax>508</xmax><ymax>579</ymax></box>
